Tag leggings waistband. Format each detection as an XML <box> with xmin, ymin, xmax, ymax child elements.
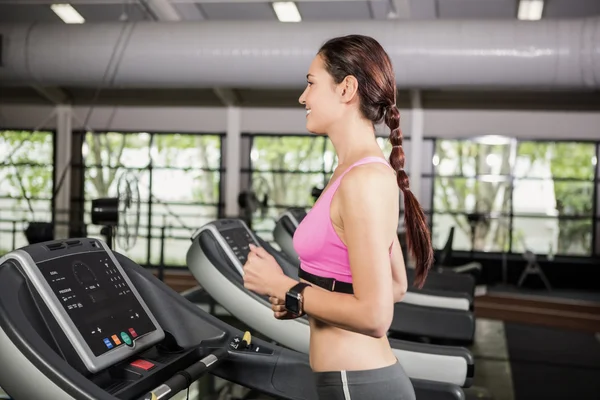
<box><xmin>314</xmin><ymin>361</ymin><xmax>403</xmax><ymax>386</ymax></box>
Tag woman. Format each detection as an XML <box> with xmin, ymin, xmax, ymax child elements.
<box><xmin>243</xmin><ymin>35</ymin><xmax>434</xmax><ymax>400</ymax></box>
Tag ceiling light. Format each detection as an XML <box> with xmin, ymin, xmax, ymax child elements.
<box><xmin>517</xmin><ymin>0</ymin><xmax>544</xmax><ymax>21</ymax></box>
<box><xmin>272</xmin><ymin>2</ymin><xmax>302</xmax><ymax>23</ymax></box>
<box><xmin>51</xmin><ymin>3</ymin><xmax>85</xmax><ymax>24</ymax></box>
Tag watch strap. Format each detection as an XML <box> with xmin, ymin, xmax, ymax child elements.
<box><xmin>286</xmin><ymin>282</ymin><xmax>311</xmax><ymax>316</ymax></box>
<box><xmin>289</xmin><ymin>282</ymin><xmax>311</xmax><ymax>295</ymax></box>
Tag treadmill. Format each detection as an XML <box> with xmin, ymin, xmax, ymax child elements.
<box><xmin>274</xmin><ymin>208</ymin><xmax>477</xmax><ymax>300</ymax></box>
<box><xmin>0</xmin><ymin>238</ymin><xmax>374</xmax><ymax>400</ymax></box>
<box><xmin>187</xmin><ymin>218</ymin><xmax>475</xmax><ymax>394</ymax></box>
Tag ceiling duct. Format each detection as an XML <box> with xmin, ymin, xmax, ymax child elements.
<box><xmin>0</xmin><ymin>18</ymin><xmax>598</xmax><ymax>89</ymax></box>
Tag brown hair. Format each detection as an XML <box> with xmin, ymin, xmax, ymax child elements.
<box><xmin>318</xmin><ymin>35</ymin><xmax>433</xmax><ymax>288</ymax></box>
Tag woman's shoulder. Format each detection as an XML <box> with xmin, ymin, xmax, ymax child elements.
<box><xmin>339</xmin><ymin>160</ymin><xmax>398</xmax><ymax>198</ymax></box>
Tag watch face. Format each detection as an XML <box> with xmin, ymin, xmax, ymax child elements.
<box><xmin>285</xmin><ymin>293</ymin><xmax>300</xmax><ymax>315</ymax></box>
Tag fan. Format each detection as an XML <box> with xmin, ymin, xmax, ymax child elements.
<box><xmin>90</xmin><ymin>171</ymin><xmax>141</xmax><ymax>251</ymax></box>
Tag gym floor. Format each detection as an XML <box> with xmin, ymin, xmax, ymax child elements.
<box><xmin>470</xmin><ymin>319</ymin><xmax>600</xmax><ymax>400</ymax></box>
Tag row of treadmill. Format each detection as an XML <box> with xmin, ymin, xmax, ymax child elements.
<box><xmin>0</xmin><ymin>207</ymin><xmax>487</xmax><ymax>400</ymax></box>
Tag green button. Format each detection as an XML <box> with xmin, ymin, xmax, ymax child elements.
<box><xmin>120</xmin><ymin>332</ymin><xmax>132</xmax><ymax>345</ymax></box>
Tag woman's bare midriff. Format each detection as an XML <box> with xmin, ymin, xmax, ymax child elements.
<box><xmin>304</xmin><ymin>157</ymin><xmax>398</xmax><ymax>372</ymax></box>
<box><xmin>303</xmin><ymin>295</ymin><xmax>398</xmax><ymax>372</ymax></box>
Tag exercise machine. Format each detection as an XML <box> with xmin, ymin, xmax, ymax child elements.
<box><xmin>187</xmin><ymin>218</ymin><xmax>475</xmax><ymax>393</ymax></box>
<box><xmin>0</xmin><ymin>238</ymin><xmax>350</xmax><ymax>400</ymax></box>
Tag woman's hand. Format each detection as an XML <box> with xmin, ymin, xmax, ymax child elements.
<box><xmin>269</xmin><ymin>296</ymin><xmax>302</xmax><ymax>319</ymax></box>
<box><xmin>243</xmin><ymin>244</ymin><xmax>294</xmax><ymax>298</ymax></box>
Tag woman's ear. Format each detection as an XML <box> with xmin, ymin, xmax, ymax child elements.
<box><xmin>339</xmin><ymin>75</ymin><xmax>359</xmax><ymax>103</ymax></box>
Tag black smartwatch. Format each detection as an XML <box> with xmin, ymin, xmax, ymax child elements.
<box><xmin>285</xmin><ymin>282</ymin><xmax>311</xmax><ymax>316</ymax></box>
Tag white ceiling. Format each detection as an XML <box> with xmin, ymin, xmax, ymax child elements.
<box><xmin>0</xmin><ymin>0</ymin><xmax>598</xmax><ymax>23</ymax></box>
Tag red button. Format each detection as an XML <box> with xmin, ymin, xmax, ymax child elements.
<box><xmin>129</xmin><ymin>328</ymin><xmax>137</xmax><ymax>338</ymax></box>
<box><xmin>130</xmin><ymin>359</ymin><xmax>155</xmax><ymax>371</ymax></box>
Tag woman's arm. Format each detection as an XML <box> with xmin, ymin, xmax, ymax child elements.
<box><xmin>272</xmin><ymin>165</ymin><xmax>400</xmax><ymax>338</ymax></box>
<box><xmin>390</xmin><ymin>235</ymin><xmax>408</xmax><ymax>302</ymax></box>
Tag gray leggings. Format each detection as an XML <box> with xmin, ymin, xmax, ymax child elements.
<box><xmin>313</xmin><ymin>361</ymin><xmax>416</xmax><ymax>400</ymax></box>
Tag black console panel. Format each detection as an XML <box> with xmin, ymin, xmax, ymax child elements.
<box><xmin>0</xmin><ymin>238</ymin><xmax>319</xmax><ymax>400</ymax></box>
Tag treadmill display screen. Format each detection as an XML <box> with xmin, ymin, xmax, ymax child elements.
<box><xmin>38</xmin><ymin>252</ymin><xmax>157</xmax><ymax>357</ymax></box>
<box><xmin>222</xmin><ymin>227</ymin><xmax>258</xmax><ymax>267</ymax></box>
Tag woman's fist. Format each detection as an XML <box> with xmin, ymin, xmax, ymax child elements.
<box><xmin>269</xmin><ymin>296</ymin><xmax>302</xmax><ymax>319</ymax></box>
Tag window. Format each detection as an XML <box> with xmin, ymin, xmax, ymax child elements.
<box><xmin>432</xmin><ymin>139</ymin><xmax>513</xmax><ymax>251</ymax></box>
<box><xmin>512</xmin><ymin>142</ymin><xmax>596</xmax><ymax>256</ymax></box>
<box><xmin>81</xmin><ymin>131</ymin><xmax>223</xmax><ymax>267</ymax></box>
<box><xmin>432</xmin><ymin>139</ymin><xmax>597</xmax><ymax>256</ymax></box>
<box><xmin>0</xmin><ymin>130</ymin><xmax>54</xmax><ymax>254</ymax></box>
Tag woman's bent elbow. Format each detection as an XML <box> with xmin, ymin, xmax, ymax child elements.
<box><xmin>365</xmin><ymin>306</ymin><xmax>393</xmax><ymax>338</ymax></box>
<box><xmin>393</xmin><ymin>282</ymin><xmax>408</xmax><ymax>303</ymax></box>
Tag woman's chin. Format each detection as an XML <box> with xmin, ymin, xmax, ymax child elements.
<box><xmin>306</xmin><ymin>122</ymin><xmax>325</xmax><ymax>135</ymax></box>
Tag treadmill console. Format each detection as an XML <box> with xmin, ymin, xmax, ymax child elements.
<box><xmin>2</xmin><ymin>239</ymin><xmax>164</xmax><ymax>373</ymax></box>
<box><xmin>192</xmin><ymin>219</ymin><xmax>260</xmax><ymax>276</ymax></box>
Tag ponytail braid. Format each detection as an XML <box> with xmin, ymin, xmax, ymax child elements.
<box><xmin>385</xmin><ymin>104</ymin><xmax>434</xmax><ymax>288</ymax></box>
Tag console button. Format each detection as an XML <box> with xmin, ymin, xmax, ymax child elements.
<box><xmin>120</xmin><ymin>332</ymin><xmax>133</xmax><ymax>346</ymax></box>
<box><xmin>130</xmin><ymin>359</ymin><xmax>155</xmax><ymax>371</ymax></box>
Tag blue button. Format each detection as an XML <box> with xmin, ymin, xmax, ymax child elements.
<box><xmin>103</xmin><ymin>338</ymin><xmax>113</xmax><ymax>349</ymax></box>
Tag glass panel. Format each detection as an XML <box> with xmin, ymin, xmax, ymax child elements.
<box><xmin>324</xmin><ymin>139</ymin><xmax>337</xmax><ymax>173</ymax></box>
<box><xmin>515</xmin><ymin>142</ymin><xmax>596</xmax><ymax>180</ymax></box>
<box><xmin>151</xmin><ymin>134</ymin><xmax>221</xmax><ymax>170</ymax></box>
<box><xmin>434</xmin><ymin>139</ymin><xmax>515</xmax><ymax>178</ymax></box>
<box><xmin>0</xmin><ymin>220</ymin><xmax>29</xmax><ymax>255</ymax></box>
<box><xmin>252</xmin><ymin>136</ymin><xmax>325</xmax><ymax>172</ymax></box>
<box><xmin>0</xmin><ymin>198</ymin><xmax>54</xmax><ymax>254</ymax></box>
<box><xmin>597</xmin><ymin>184</ymin><xmax>600</xmax><ymax>216</ymax></box>
<box><xmin>83</xmin><ymin>132</ymin><xmax>151</xmax><ymax>168</ymax></box>
<box><xmin>433</xmin><ymin>177</ymin><xmax>511</xmax><ymax>214</ymax></box>
<box><xmin>512</xmin><ymin>217</ymin><xmax>592</xmax><ymax>256</ymax></box>
<box><xmin>432</xmin><ymin>213</ymin><xmax>509</xmax><ymax>252</ymax></box>
<box><xmin>0</xmin><ymin>165</ymin><xmax>54</xmax><ymax>199</ymax></box>
<box><xmin>151</xmin><ymin>169</ymin><xmax>220</xmax><ymax>205</ymax></box>
<box><xmin>419</xmin><ymin>177</ymin><xmax>433</xmax><ymax>213</ymax></box>
<box><xmin>513</xmin><ymin>180</ymin><xmax>594</xmax><ymax>218</ymax></box>
<box><xmin>0</xmin><ymin>198</ymin><xmax>53</xmax><ymax>224</ymax></box>
<box><xmin>251</xmin><ymin>172</ymin><xmax>324</xmax><ymax>207</ymax></box>
<box><xmin>84</xmin><ymin>167</ymin><xmax>151</xmax><ymax>202</ymax></box>
<box><xmin>252</xmin><ymin>206</ymin><xmax>287</xmax><ymax>244</ymax></box>
<box><xmin>148</xmin><ymin>226</ymin><xmax>199</xmax><ymax>267</ymax></box>
<box><xmin>0</xmin><ymin>130</ymin><xmax>54</xmax><ymax>164</ymax></box>
<box><xmin>150</xmin><ymin>203</ymin><xmax>218</xmax><ymax>234</ymax></box>
<box><xmin>592</xmin><ymin>143</ymin><xmax>600</xmax><ymax>179</ymax></box>
<box><xmin>376</xmin><ymin>136</ymin><xmax>394</xmax><ymax>157</ymax></box>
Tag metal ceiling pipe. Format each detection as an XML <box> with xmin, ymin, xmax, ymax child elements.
<box><xmin>0</xmin><ymin>18</ymin><xmax>599</xmax><ymax>89</ymax></box>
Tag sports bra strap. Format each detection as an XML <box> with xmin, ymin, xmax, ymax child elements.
<box><xmin>328</xmin><ymin>156</ymin><xmax>392</xmax><ymax>191</ymax></box>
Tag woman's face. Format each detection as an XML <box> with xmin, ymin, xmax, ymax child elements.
<box><xmin>298</xmin><ymin>55</ymin><xmax>345</xmax><ymax>135</ymax></box>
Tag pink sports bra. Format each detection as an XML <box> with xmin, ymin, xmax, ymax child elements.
<box><xmin>292</xmin><ymin>156</ymin><xmax>393</xmax><ymax>284</ymax></box>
